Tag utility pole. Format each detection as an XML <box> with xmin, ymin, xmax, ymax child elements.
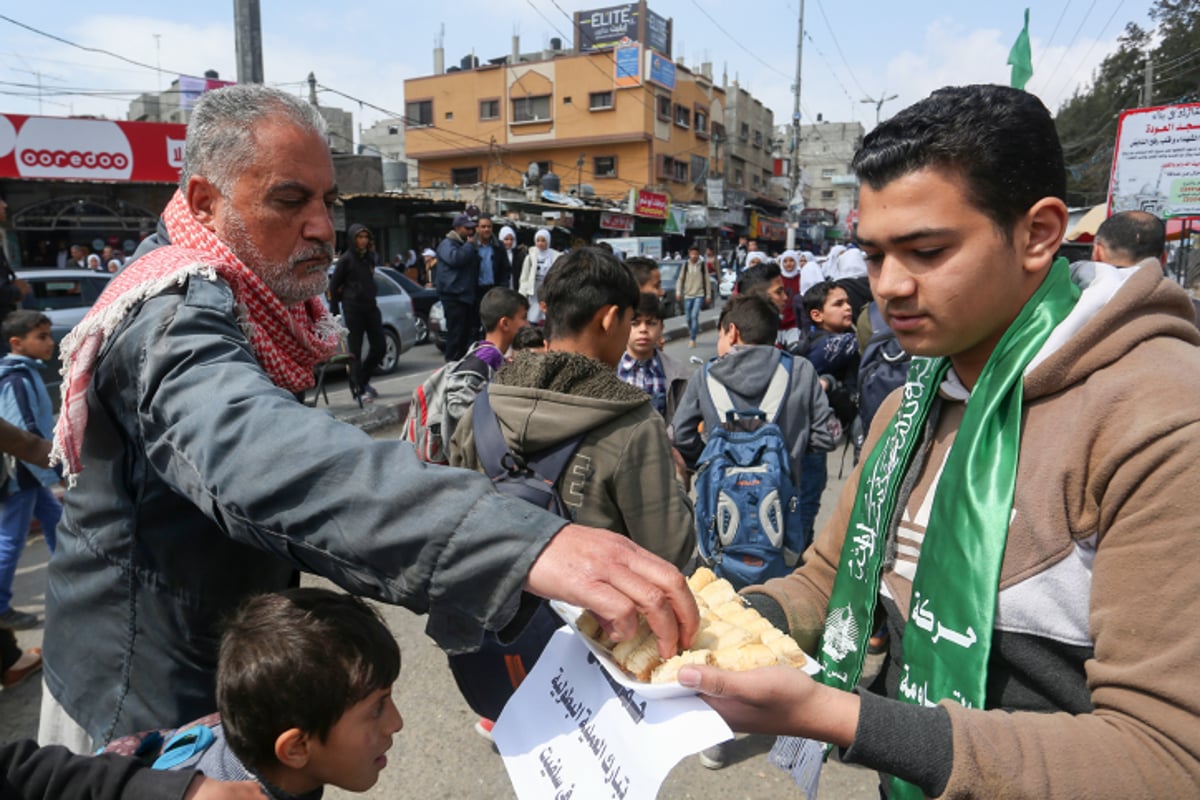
<box><xmin>1143</xmin><ymin>55</ymin><xmax>1154</xmax><ymax>106</ymax></box>
<box><xmin>233</xmin><ymin>0</ymin><xmax>264</xmax><ymax>84</ymax></box>
<box><xmin>787</xmin><ymin>0</ymin><xmax>805</xmax><ymax>251</ymax></box>
<box><xmin>861</xmin><ymin>91</ymin><xmax>898</xmax><ymax>126</ymax></box>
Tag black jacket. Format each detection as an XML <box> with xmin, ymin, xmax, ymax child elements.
<box><xmin>0</xmin><ymin>740</ymin><xmax>196</xmax><ymax>800</ymax></box>
<box><xmin>477</xmin><ymin>237</ymin><xmax>510</xmax><ymax>290</ymax></box>
<box><xmin>328</xmin><ymin>223</ymin><xmax>378</xmax><ymax>311</ymax></box>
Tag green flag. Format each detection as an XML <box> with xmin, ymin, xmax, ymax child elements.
<box><xmin>1007</xmin><ymin>8</ymin><xmax>1033</xmax><ymax>90</ymax></box>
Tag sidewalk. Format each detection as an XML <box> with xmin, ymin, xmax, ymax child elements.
<box><xmin>319</xmin><ymin>305</ymin><xmax>725</xmax><ymax>433</ymax></box>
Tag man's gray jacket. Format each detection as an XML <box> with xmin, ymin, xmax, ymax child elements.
<box><xmin>42</xmin><ymin>274</ymin><xmax>564</xmax><ymax>744</ymax></box>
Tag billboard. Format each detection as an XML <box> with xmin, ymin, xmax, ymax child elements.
<box><xmin>647</xmin><ymin>51</ymin><xmax>675</xmax><ymax>91</ymax></box>
<box><xmin>635</xmin><ymin>189</ymin><xmax>668</xmax><ymax>218</ymax></box>
<box><xmin>575</xmin><ymin>2</ymin><xmax>671</xmax><ymax>56</ymax></box>
<box><xmin>614</xmin><ymin>44</ymin><xmax>641</xmax><ymax>89</ymax></box>
<box><xmin>0</xmin><ymin>113</ymin><xmax>187</xmax><ymax>184</ymax></box>
<box><xmin>1109</xmin><ymin>103</ymin><xmax>1200</xmax><ymax>219</ymax></box>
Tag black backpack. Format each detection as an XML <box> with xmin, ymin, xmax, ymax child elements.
<box><xmin>857</xmin><ymin>302</ymin><xmax>911</xmax><ymax>433</ymax></box>
<box><xmin>446</xmin><ymin>387</ymin><xmax>584</xmax><ymax>720</ymax></box>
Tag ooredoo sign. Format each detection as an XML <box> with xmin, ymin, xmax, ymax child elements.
<box><xmin>0</xmin><ymin>113</ymin><xmax>188</xmax><ymax>184</ymax></box>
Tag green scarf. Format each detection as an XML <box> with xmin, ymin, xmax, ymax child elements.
<box><xmin>818</xmin><ymin>259</ymin><xmax>1079</xmax><ymax>798</ymax></box>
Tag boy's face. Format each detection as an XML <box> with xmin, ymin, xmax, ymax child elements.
<box><xmin>761</xmin><ymin>277</ymin><xmax>788</xmax><ymax>313</ymax></box>
<box><xmin>627</xmin><ymin>313</ymin><xmax>663</xmax><ymax>359</ymax></box>
<box><xmin>496</xmin><ymin>306</ymin><xmax>530</xmax><ymax>349</ymax></box>
<box><xmin>11</xmin><ymin>324</ymin><xmax>55</xmax><ymax>362</ymax></box>
<box><xmin>856</xmin><ymin>166</ymin><xmax>1040</xmax><ymax>383</ymax></box>
<box><xmin>811</xmin><ymin>286</ymin><xmax>854</xmax><ymax>333</ymax></box>
<box><xmin>306</xmin><ymin>686</ymin><xmax>402</xmax><ymax>792</ymax></box>
<box><xmin>640</xmin><ymin>269</ymin><xmax>663</xmax><ymax>298</ymax></box>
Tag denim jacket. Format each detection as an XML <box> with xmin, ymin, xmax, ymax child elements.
<box><xmin>0</xmin><ymin>355</ymin><xmax>58</xmax><ymax>489</ymax></box>
<box><xmin>42</xmin><ymin>275</ymin><xmax>564</xmax><ymax>743</ymax></box>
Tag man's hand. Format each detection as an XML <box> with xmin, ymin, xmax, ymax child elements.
<box><xmin>526</xmin><ymin>523</ymin><xmax>699</xmax><ymax>658</ymax></box>
<box><xmin>184</xmin><ymin>775</ymin><xmax>266</xmax><ymax>799</ymax></box>
<box><xmin>677</xmin><ymin>664</ymin><xmax>860</xmax><ymax>748</ymax></box>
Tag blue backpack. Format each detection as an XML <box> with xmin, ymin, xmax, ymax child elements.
<box><xmin>694</xmin><ymin>355</ymin><xmax>805</xmax><ymax>590</ymax></box>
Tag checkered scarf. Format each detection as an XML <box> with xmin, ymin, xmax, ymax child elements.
<box><xmin>51</xmin><ymin>189</ymin><xmax>341</xmax><ymax>480</ymax></box>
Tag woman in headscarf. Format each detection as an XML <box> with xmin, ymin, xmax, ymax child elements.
<box><xmin>499</xmin><ymin>225</ymin><xmax>526</xmax><ymax>292</ymax></box>
<box><xmin>777</xmin><ymin>249</ymin><xmax>802</xmax><ymax>332</ymax></box>
<box><xmin>519</xmin><ymin>229</ymin><xmax>558</xmax><ymax>325</ymax></box>
<box><xmin>85</xmin><ymin>253</ymin><xmax>103</xmax><ymax>272</ymax></box>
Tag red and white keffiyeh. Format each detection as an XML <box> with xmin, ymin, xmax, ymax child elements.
<box><xmin>51</xmin><ymin>189</ymin><xmax>341</xmax><ymax>479</ymax></box>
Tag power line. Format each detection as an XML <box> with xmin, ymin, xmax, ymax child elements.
<box><xmin>1052</xmin><ymin>0</ymin><xmax>1127</xmax><ymax>108</ymax></box>
<box><xmin>812</xmin><ymin>0</ymin><xmax>869</xmax><ymax>98</ymax></box>
<box><xmin>1046</xmin><ymin>0</ymin><xmax>1101</xmax><ymax>86</ymax></box>
<box><xmin>687</xmin><ymin>0</ymin><xmax>792</xmax><ymax>82</ymax></box>
<box><xmin>1035</xmin><ymin>0</ymin><xmax>1073</xmax><ymax>71</ymax></box>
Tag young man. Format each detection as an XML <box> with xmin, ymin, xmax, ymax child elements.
<box><xmin>0</xmin><ymin>311</ymin><xmax>62</xmax><ymax>630</ymax></box>
<box><xmin>441</xmin><ymin>286</ymin><xmax>529</xmax><ymax>446</ymax></box>
<box><xmin>617</xmin><ymin>293</ymin><xmax>689</xmax><ymax>420</ymax></box>
<box><xmin>328</xmin><ymin>223</ymin><xmax>384</xmax><ymax>399</ymax></box>
<box><xmin>676</xmin><ymin>244</ymin><xmax>712</xmax><ymax>348</ymax></box>
<box><xmin>451</xmin><ymin>247</ymin><xmax>695</xmax><ymax>569</ymax></box>
<box><xmin>626</xmin><ymin>256</ymin><xmax>664</xmax><ymax>301</ymax></box>
<box><xmin>678</xmin><ymin>84</ymin><xmax>1200</xmax><ymax>798</ymax></box>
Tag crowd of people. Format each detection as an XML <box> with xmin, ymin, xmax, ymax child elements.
<box><xmin>2</xmin><ymin>80</ymin><xmax>1200</xmax><ymax>800</ymax></box>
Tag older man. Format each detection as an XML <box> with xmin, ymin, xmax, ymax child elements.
<box><xmin>1092</xmin><ymin>209</ymin><xmax>1167</xmax><ymax>268</ymax></box>
<box><xmin>435</xmin><ymin>213</ymin><xmax>480</xmax><ymax>361</ymax></box>
<box><xmin>39</xmin><ymin>85</ymin><xmax>697</xmax><ymax>751</ymax></box>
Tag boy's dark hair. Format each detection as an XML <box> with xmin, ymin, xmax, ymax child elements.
<box><xmin>625</xmin><ymin>256</ymin><xmax>660</xmax><ymax>289</ymax></box>
<box><xmin>217</xmin><ymin>588</ymin><xmax>400</xmax><ymax>771</ymax></box>
<box><xmin>1095</xmin><ymin>211</ymin><xmax>1166</xmax><ymax>263</ymax></box>
<box><xmin>633</xmin><ymin>292</ymin><xmax>665</xmax><ymax>322</ymax></box>
<box><xmin>2</xmin><ymin>310</ymin><xmax>51</xmax><ymax>342</ymax></box>
<box><xmin>511</xmin><ymin>325</ymin><xmax>546</xmax><ymax>351</ymax></box>
<box><xmin>540</xmin><ymin>247</ymin><xmax>640</xmax><ymax>339</ymax></box>
<box><xmin>719</xmin><ymin>294</ymin><xmax>780</xmax><ymax>346</ymax></box>
<box><xmin>736</xmin><ymin>261</ymin><xmax>782</xmax><ymax>298</ymax></box>
<box><xmin>479</xmin><ymin>286</ymin><xmax>529</xmax><ymax>332</ymax></box>
<box><xmin>851</xmin><ymin>85</ymin><xmax>1065</xmax><ymax>240</ymax></box>
<box><xmin>594</xmin><ymin>240</ymin><xmax>615</xmax><ymax>254</ymax></box>
<box><xmin>802</xmin><ymin>281</ymin><xmax>843</xmax><ymax>317</ymax></box>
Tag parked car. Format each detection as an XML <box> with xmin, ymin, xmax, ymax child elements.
<box><xmin>377</xmin><ymin>267</ymin><xmax>437</xmax><ymax>345</ymax></box>
<box><xmin>320</xmin><ymin>269</ymin><xmax>419</xmax><ymax>374</ymax></box>
<box><xmin>427</xmin><ymin>300</ymin><xmax>446</xmax><ymax>352</ymax></box>
<box><xmin>10</xmin><ymin>268</ymin><xmax>113</xmax><ymax>408</ymax></box>
<box><xmin>657</xmin><ymin>260</ymin><xmax>721</xmax><ymax>318</ymax></box>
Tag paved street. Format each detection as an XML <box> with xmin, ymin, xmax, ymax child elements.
<box><xmin>0</xmin><ymin>319</ymin><xmax>880</xmax><ymax>798</ymax></box>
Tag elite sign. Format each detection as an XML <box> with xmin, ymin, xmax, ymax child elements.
<box><xmin>0</xmin><ymin>113</ymin><xmax>188</xmax><ymax>184</ymax></box>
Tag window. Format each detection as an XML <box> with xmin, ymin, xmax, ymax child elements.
<box><xmin>674</xmin><ymin>104</ymin><xmax>691</xmax><ymax>128</ymax></box>
<box><xmin>656</xmin><ymin>155</ymin><xmax>690</xmax><ymax>183</ymax></box>
<box><xmin>734</xmin><ymin>168</ymin><xmax>744</xmax><ymax>186</ymax></box>
<box><xmin>479</xmin><ymin>99</ymin><xmax>500</xmax><ymax>120</ymax></box>
<box><xmin>593</xmin><ymin>156</ymin><xmax>617</xmax><ymax>177</ymax></box>
<box><xmin>739</xmin><ymin>122</ymin><xmax>749</xmax><ymax>142</ymax></box>
<box><xmin>711</xmin><ymin>122</ymin><xmax>726</xmax><ymax>143</ymax></box>
<box><xmin>820</xmin><ymin>190</ymin><xmax>836</xmax><ymax>200</ymax></box>
<box><xmin>657</xmin><ymin>95</ymin><xmax>672</xmax><ymax>122</ymax></box>
<box><xmin>445</xmin><ymin>111</ymin><xmax>454</xmax><ymax>120</ymax></box>
<box><xmin>753</xmin><ymin>130</ymin><xmax>763</xmax><ymax>149</ymax></box>
<box><xmin>821</xmin><ymin>168</ymin><xmax>834</xmax><ymax>178</ymax></box>
<box><xmin>694</xmin><ymin>106</ymin><xmax>708</xmax><ymax>137</ymax></box>
<box><xmin>511</xmin><ymin>95</ymin><xmax>551</xmax><ymax>123</ymax></box>
<box><xmin>589</xmin><ymin>91</ymin><xmax>614</xmax><ymax>111</ymax></box>
<box><xmin>752</xmin><ymin>174</ymin><xmax>761</xmax><ymax>189</ymax></box>
<box><xmin>691</xmin><ymin>155</ymin><xmax>708</xmax><ymax>183</ymax></box>
<box><xmin>406</xmin><ymin>100</ymin><xmax>432</xmax><ymax>127</ymax></box>
<box><xmin>535</xmin><ymin>160</ymin><xmax>551</xmax><ymax>177</ymax></box>
<box><xmin>450</xmin><ymin>166</ymin><xmax>480</xmax><ymax>185</ymax></box>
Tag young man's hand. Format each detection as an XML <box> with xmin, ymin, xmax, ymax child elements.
<box><xmin>525</xmin><ymin>523</ymin><xmax>699</xmax><ymax>658</ymax></box>
<box><xmin>184</xmin><ymin>775</ymin><xmax>266</xmax><ymax>799</ymax></box>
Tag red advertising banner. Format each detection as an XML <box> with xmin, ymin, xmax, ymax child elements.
<box><xmin>635</xmin><ymin>189</ymin><xmax>668</xmax><ymax>219</ymax></box>
<box><xmin>599</xmin><ymin>211</ymin><xmax>635</xmax><ymax>231</ymax></box>
<box><xmin>0</xmin><ymin>113</ymin><xmax>188</xmax><ymax>184</ymax></box>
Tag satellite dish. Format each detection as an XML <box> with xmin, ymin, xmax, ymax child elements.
<box><xmin>527</xmin><ymin>162</ymin><xmax>541</xmax><ymax>183</ymax></box>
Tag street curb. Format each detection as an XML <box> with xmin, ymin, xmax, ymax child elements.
<box><xmin>333</xmin><ymin>306</ymin><xmax>723</xmax><ymax>433</ymax></box>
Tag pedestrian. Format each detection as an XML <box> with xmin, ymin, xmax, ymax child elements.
<box><xmin>38</xmin><ymin>84</ymin><xmax>699</xmax><ymax>753</ymax></box>
<box><xmin>329</xmin><ymin>223</ymin><xmax>385</xmax><ymax>400</ymax></box>
<box><xmin>498</xmin><ymin>225</ymin><xmax>526</xmax><ymax>291</ymax></box>
<box><xmin>617</xmin><ymin>293</ymin><xmax>688</xmax><ymax>421</ymax></box>
<box><xmin>474</xmin><ymin>215</ymin><xmax>508</xmax><ymax>299</ymax></box>
<box><xmin>1092</xmin><ymin>210</ymin><xmax>1166</xmax><ymax>268</ymax></box>
<box><xmin>678</xmin><ymin>84</ymin><xmax>1200</xmax><ymax>799</ymax></box>
<box><xmin>420</xmin><ymin>247</ymin><xmax>437</xmax><ymax>286</ymax></box>
<box><xmin>676</xmin><ymin>243</ymin><xmax>711</xmax><ymax>347</ymax></box>
<box><xmin>518</xmin><ymin>229</ymin><xmax>558</xmax><ymax>325</ymax></box>
<box><xmin>435</xmin><ymin>213</ymin><xmax>480</xmax><ymax>362</ymax></box>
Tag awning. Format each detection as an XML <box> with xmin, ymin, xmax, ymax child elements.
<box><xmin>1065</xmin><ymin>204</ymin><xmax>1106</xmax><ymax>242</ymax></box>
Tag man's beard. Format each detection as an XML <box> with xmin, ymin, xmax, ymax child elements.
<box><xmin>221</xmin><ymin>206</ymin><xmax>333</xmax><ymax>306</ymax></box>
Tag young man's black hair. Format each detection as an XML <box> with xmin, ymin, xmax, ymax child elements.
<box><xmin>479</xmin><ymin>286</ymin><xmax>529</xmax><ymax>332</ymax></box>
<box><xmin>1094</xmin><ymin>210</ymin><xmax>1166</xmax><ymax>265</ymax></box>
<box><xmin>718</xmin><ymin>294</ymin><xmax>780</xmax><ymax>346</ymax></box>
<box><xmin>736</xmin><ymin>261</ymin><xmax>782</xmax><ymax>297</ymax></box>
<box><xmin>1</xmin><ymin>310</ymin><xmax>50</xmax><ymax>342</ymax></box>
<box><xmin>511</xmin><ymin>325</ymin><xmax>546</xmax><ymax>352</ymax></box>
<box><xmin>540</xmin><ymin>246</ymin><xmax>640</xmax><ymax>340</ymax></box>
<box><xmin>851</xmin><ymin>84</ymin><xmax>1065</xmax><ymax>239</ymax></box>
<box><xmin>217</xmin><ymin>588</ymin><xmax>401</xmax><ymax>771</ymax></box>
<box><xmin>625</xmin><ymin>256</ymin><xmax>660</xmax><ymax>289</ymax></box>
<box><xmin>634</xmin><ymin>291</ymin><xmax>665</xmax><ymax>321</ymax></box>
<box><xmin>802</xmin><ymin>281</ymin><xmax>839</xmax><ymax>318</ymax></box>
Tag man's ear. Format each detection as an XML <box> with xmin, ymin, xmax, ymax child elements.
<box><xmin>273</xmin><ymin>728</ymin><xmax>311</xmax><ymax>770</ymax></box>
<box><xmin>1091</xmin><ymin>241</ymin><xmax>1106</xmax><ymax>263</ymax></box>
<box><xmin>185</xmin><ymin>175</ymin><xmax>222</xmax><ymax>232</ymax></box>
<box><xmin>598</xmin><ymin>304</ymin><xmax>620</xmax><ymax>333</ymax></box>
<box><xmin>1022</xmin><ymin>197</ymin><xmax>1068</xmax><ymax>274</ymax></box>
<box><xmin>726</xmin><ymin>322</ymin><xmax>743</xmax><ymax>346</ymax></box>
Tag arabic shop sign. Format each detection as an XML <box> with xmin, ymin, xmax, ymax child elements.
<box><xmin>600</xmin><ymin>211</ymin><xmax>635</xmax><ymax>231</ymax></box>
<box><xmin>635</xmin><ymin>189</ymin><xmax>668</xmax><ymax>219</ymax></box>
<box><xmin>576</xmin><ymin>3</ymin><xmax>639</xmax><ymax>51</ymax></box>
<box><xmin>1110</xmin><ymin>103</ymin><xmax>1200</xmax><ymax>219</ymax></box>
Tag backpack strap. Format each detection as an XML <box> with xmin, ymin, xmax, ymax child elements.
<box><xmin>703</xmin><ymin>355</ymin><xmax>792</xmax><ymax>425</ymax></box>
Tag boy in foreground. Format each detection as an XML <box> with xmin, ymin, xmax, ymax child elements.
<box><xmin>680</xmin><ymin>84</ymin><xmax>1200</xmax><ymax>797</ymax></box>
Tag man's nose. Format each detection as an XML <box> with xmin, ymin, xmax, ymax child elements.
<box><xmin>305</xmin><ymin>201</ymin><xmax>335</xmax><ymax>244</ymax></box>
<box><xmin>871</xmin><ymin>255</ymin><xmax>914</xmax><ymax>300</ymax></box>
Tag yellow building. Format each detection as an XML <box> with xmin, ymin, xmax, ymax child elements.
<box><xmin>403</xmin><ymin>46</ymin><xmax>724</xmax><ymax>206</ymax></box>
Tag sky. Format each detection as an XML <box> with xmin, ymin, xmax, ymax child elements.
<box><xmin>0</xmin><ymin>1</ymin><xmax>1156</xmax><ymax>140</ymax></box>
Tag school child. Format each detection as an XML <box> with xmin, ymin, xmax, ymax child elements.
<box><xmin>510</xmin><ymin>324</ymin><xmax>546</xmax><ymax>354</ymax></box>
<box><xmin>136</xmin><ymin>588</ymin><xmax>402</xmax><ymax>797</ymax></box>
<box><xmin>0</xmin><ymin>311</ymin><xmax>61</xmax><ymax>631</ymax></box>
<box><xmin>626</xmin><ymin>256</ymin><xmax>664</xmax><ymax>300</ymax></box>
<box><xmin>617</xmin><ymin>293</ymin><xmax>689</xmax><ymax>420</ymax></box>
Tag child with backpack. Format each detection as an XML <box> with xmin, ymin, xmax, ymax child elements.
<box><xmin>0</xmin><ymin>311</ymin><xmax>62</xmax><ymax>631</ymax></box>
<box><xmin>400</xmin><ymin>287</ymin><xmax>528</xmax><ymax>463</ymax></box>
<box><xmin>448</xmin><ymin>247</ymin><xmax>696</xmax><ymax>733</ymax></box>
<box><xmin>673</xmin><ymin>294</ymin><xmax>837</xmax><ymax>585</ymax></box>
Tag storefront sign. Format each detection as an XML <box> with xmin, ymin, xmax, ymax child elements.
<box><xmin>647</xmin><ymin>52</ymin><xmax>675</xmax><ymax>91</ymax></box>
<box><xmin>615</xmin><ymin>44</ymin><xmax>641</xmax><ymax>89</ymax></box>
<box><xmin>663</xmin><ymin>206</ymin><xmax>685</xmax><ymax>235</ymax></box>
<box><xmin>751</xmin><ymin>211</ymin><xmax>787</xmax><ymax>241</ymax></box>
<box><xmin>684</xmin><ymin>205</ymin><xmax>709</xmax><ymax>229</ymax></box>
<box><xmin>1110</xmin><ymin>103</ymin><xmax>1200</xmax><ymax>218</ymax></box>
<box><xmin>705</xmin><ymin>178</ymin><xmax>724</xmax><ymax>209</ymax></box>
<box><xmin>635</xmin><ymin>190</ymin><xmax>668</xmax><ymax>219</ymax></box>
<box><xmin>645</xmin><ymin>10</ymin><xmax>671</xmax><ymax>56</ymax></box>
<box><xmin>0</xmin><ymin>113</ymin><xmax>188</xmax><ymax>184</ymax></box>
<box><xmin>600</xmin><ymin>211</ymin><xmax>635</xmax><ymax>231</ymax></box>
<box><xmin>576</xmin><ymin>3</ymin><xmax>639</xmax><ymax>51</ymax></box>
